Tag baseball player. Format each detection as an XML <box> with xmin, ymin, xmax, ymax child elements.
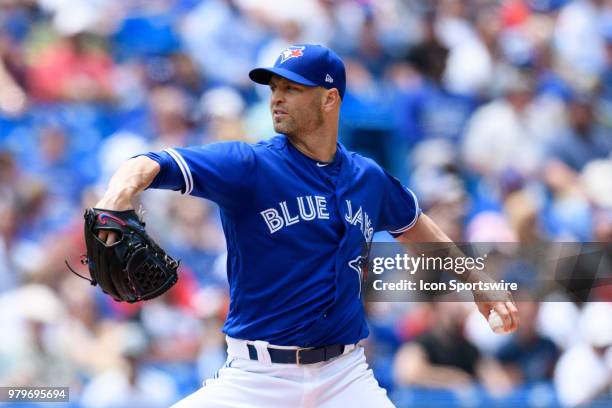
<box><xmin>95</xmin><ymin>44</ymin><xmax>519</xmax><ymax>407</ymax></box>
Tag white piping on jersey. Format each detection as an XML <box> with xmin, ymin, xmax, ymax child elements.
<box><xmin>388</xmin><ymin>188</ymin><xmax>421</xmax><ymax>234</ymax></box>
<box><xmin>165</xmin><ymin>148</ymin><xmax>194</xmax><ymax>195</ymax></box>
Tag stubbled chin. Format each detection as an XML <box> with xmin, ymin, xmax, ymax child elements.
<box><xmin>273</xmin><ymin>120</ymin><xmax>291</xmax><ymax>133</ymax></box>
<box><xmin>272</xmin><ymin>123</ymin><xmax>283</xmax><ymax>133</ymax></box>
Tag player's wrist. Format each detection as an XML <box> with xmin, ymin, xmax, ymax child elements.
<box><xmin>95</xmin><ymin>189</ymin><xmax>135</xmax><ymax>211</ymax></box>
<box><xmin>463</xmin><ymin>269</ymin><xmax>486</xmax><ymax>284</ymax></box>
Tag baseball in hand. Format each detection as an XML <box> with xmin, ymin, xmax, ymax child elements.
<box><xmin>488</xmin><ymin>309</ymin><xmax>508</xmax><ymax>334</ymax></box>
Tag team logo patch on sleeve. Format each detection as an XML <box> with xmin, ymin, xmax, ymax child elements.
<box><xmin>279</xmin><ymin>46</ymin><xmax>305</xmax><ymax>63</ymax></box>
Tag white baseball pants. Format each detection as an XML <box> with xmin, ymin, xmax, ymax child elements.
<box><xmin>171</xmin><ymin>337</ymin><xmax>395</xmax><ymax>408</ymax></box>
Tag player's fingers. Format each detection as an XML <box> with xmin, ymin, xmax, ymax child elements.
<box><xmin>97</xmin><ymin>230</ymin><xmax>118</xmax><ymax>245</ymax></box>
<box><xmin>106</xmin><ymin>232</ymin><xmax>118</xmax><ymax>245</ymax></box>
<box><xmin>97</xmin><ymin>230</ymin><xmax>108</xmax><ymax>242</ymax></box>
<box><xmin>506</xmin><ymin>301</ymin><xmax>519</xmax><ymax>332</ymax></box>
<box><xmin>493</xmin><ymin>303</ymin><xmax>513</xmax><ymax>332</ymax></box>
<box><xmin>476</xmin><ymin>302</ymin><xmax>490</xmax><ymax>319</ymax></box>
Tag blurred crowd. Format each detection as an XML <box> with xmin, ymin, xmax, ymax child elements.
<box><xmin>0</xmin><ymin>0</ymin><xmax>611</xmax><ymax>406</ymax></box>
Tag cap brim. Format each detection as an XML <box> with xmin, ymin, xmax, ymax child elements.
<box><xmin>249</xmin><ymin>67</ymin><xmax>317</xmax><ymax>87</ymax></box>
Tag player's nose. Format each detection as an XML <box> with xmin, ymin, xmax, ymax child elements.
<box><xmin>270</xmin><ymin>89</ymin><xmax>286</xmax><ymax>105</ymax></box>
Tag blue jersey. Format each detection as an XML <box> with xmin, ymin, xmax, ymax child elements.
<box><xmin>142</xmin><ymin>135</ymin><xmax>420</xmax><ymax>347</ymax></box>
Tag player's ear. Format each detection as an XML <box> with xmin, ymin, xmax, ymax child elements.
<box><xmin>321</xmin><ymin>88</ymin><xmax>340</xmax><ymax>112</ymax></box>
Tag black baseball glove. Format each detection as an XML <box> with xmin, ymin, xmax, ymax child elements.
<box><xmin>68</xmin><ymin>208</ymin><xmax>179</xmax><ymax>303</ymax></box>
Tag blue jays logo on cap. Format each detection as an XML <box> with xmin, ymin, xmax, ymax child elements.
<box><xmin>279</xmin><ymin>46</ymin><xmax>305</xmax><ymax>64</ymax></box>
<box><xmin>249</xmin><ymin>44</ymin><xmax>346</xmax><ymax>99</ymax></box>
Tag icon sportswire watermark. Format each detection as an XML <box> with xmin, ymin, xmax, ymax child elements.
<box><xmin>361</xmin><ymin>242</ymin><xmax>611</xmax><ymax>302</ymax></box>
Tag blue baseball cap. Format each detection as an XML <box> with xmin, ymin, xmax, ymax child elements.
<box><xmin>249</xmin><ymin>44</ymin><xmax>346</xmax><ymax>99</ymax></box>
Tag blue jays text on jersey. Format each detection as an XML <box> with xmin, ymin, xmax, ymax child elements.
<box><xmin>142</xmin><ymin>135</ymin><xmax>420</xmax><ymax>347</ymax></box>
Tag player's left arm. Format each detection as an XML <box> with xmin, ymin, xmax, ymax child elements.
<box><xmin>396</xmin><ymin>213</ymin><xmax>520</xmax><ymax>333</ymax></box>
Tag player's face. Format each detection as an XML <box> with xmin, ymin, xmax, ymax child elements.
<box><xmin>269</xmin><ymin>76</ymin><xmax>324</xmax><ymax>136</ymax></box>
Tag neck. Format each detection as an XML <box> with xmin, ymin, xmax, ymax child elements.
<box><xmin>287</xmin><ymin>124</ymin><xmax>338</xmax><ymax>163</ymax></box>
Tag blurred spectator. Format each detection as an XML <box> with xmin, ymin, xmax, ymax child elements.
<box><xmin>408</xmin><ymin>139</ymin><xmax>467</xmax><ymax>241</ymax></box>
<box><xmin>139</xmin><ymin>292</ymin><xmax>203</xmax><ymax>364</ymax></box>
<box><xmin>110</xmin><ymin>7</ymin><xmax>181</xmax><ymax>59</ymax></box>
<box><xmin>496</xmin><ymin>299</ymin><xmax>560</xmax><ymax>387</ymax></box>
<box><xmin>582</xmin><ymin>159</ymin><xmax>612</xmax><ymax>212</ymax></box>
<box><xmin>38</xmin><ymin>0</ymin><xmax>120</xmax><ymax>36</ymax></box>
<box><xmin>26</xmin><ymin>33</ymin><xmax>115</xmax><ymax>102</ymax></box>
<box><xmin>0</xmin><ymin>49</ymin><xmax>27</xmax><ymax>116</ymax></box>
<box><xmin>0</xmin><ymin>5</ymin><xmax>29</xmax><ymax>117</ymax></box>
<box><xmin>339</xmin><ymin>58</ymin><xmax>401</xmax><ymax>171</ymax></box>
<box><xmin>399</xmin><ymin>11</ymin><xmax>477</xmax><ymax>146</ymax></box>
<box><xmin>544</xmin><ymin>93</ymin><xmax>612</xmax><ymax>195</ymax></box>
<box><xmin>12</xmin><ymin>179</ymin><xmax>48</xmax><ymax>243</ymax></box>
<box><xmin>55</xmin><ymin>276</ymin><xmax>124</xmax><ymax>376</ymax></box>
<box><xmin>393</xmin><ymin>302</ymin><xmax>513</xmax><ymax>396</ymax></box>
<box><xmin>0</xmin><ymin>284</ymin><xmax>73</xmax><ymax>386</ymax></box>
<box><xmin>504</xmin><ymin>189</ymin><xmax>547</xmax><ymax>244</ymax></box>
<box><xmin>554</xmin><ymin>302</ymin><xmax>612</xmax><ymax>406</ymax></box>
<box><xmin>181</xmin><ymin>0</ymin><xmax>265</xmax><ymax>90</ymax></box>
<box><xmin>148</xmin><ymin>85</ymin><xmax>197</xmax><ymax>148</ymax></box>
<box><xmin>241</xmin><ymin>0</ymin><xmax>333</xmax><ymax>46</ymax></box>
<box><xmin>439</xmin><ymin>0</ymin><xmax>498</xmax><ymax>96</ymax></box>
<box><xmin>163</xmin><ymin>195</ymin><xmax>226</xmax><ymax>284</ymax></box>
<box><xmin>0</xmin><ymin>200</ymin><xmax>17</xmax><ymax>292</ymax></box>
<box><xmin>199</xmin><ymin>86</ymin><xmax>247</xmax><ymax>141</ymax></box>
<box><xmin>193</xmin><ymin>287</ymin><xmax>228</xmax><ymax>383</ymax></box>
<box><xmin>80</xmin><ymin>322</ymin><xmax>178</xmax><ymax>408</ymax></box>
<box><xmin>30</xmin><ymin>124</ymin><xmax>91</xmax><ymax>202</ymax></box>
<box><xmin>461</xmin><ymin>68</ymin><xmax>543</xmax><ymax>180</ymax></box>
<box><xmin>553</xmin><ymin>0</ymin><xmax>612</xmax><ymax>86</ymax></box>
<box><xmin>97</xmin><ymin>131</ymin><xmax>151</xmax><ymax>187</ymax></box>
<box><xmin>545</xmin><ymin>157</ymin><xmax>612</xmax><ymax>241</ymax></box>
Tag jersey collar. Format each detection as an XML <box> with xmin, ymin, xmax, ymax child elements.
<box><xmin>282</xmin><ymin>134</ymin><xmax>344</xmax><ymax>169</ymax></box>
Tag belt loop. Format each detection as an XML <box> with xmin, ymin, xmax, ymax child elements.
<box><xmin>226</xmin><ymin>335</ymin><xmax>250</xmax><ymax>360</ymax></box>
<box><xmin>253</xmin><ymin>340</ymin><xmax>272</xmax><ymax>366</ymax></box>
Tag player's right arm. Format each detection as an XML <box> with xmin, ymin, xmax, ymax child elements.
<box><xmin>95</xmin><ymin>141</ymin><xmax>256</xmax><ymax>244</ymax></box>
<box><xmin>94</xmin><ymin>156</ymin><xmax>160</xmax><ymax>244</ymax></box>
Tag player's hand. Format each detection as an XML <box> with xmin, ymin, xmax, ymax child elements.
<box><xmin>473</xmin><ymin>289</ymin><xmax>519</xmax><ymax>333</ymax></box>
<box><xmin>97</xmin><ymin>229</ymin><xmax>119</xmax><ymax>245</ymax></box>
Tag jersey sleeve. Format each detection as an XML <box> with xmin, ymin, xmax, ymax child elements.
<box><xmin>375</xmin><ymin>169</ymin><xmax>421</xmax><ymax>237</ymax></box>
<box><xmin>141</xmin><ymin>141</ymin><xmax>256</xmax><ymax>212</ymax></box>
